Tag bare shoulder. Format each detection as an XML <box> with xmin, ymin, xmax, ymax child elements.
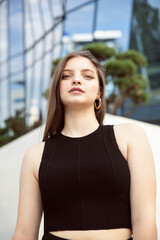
<box><xmin>114</xmin><ymin>122</ymin><xmax>154</xmax><ymax>166</ymax></box>
<box><xmin>112</xmin><ymin>122</ymin><xmax>147</xmax><ymax>161</ymax></box>
<box><xmin>113</xmin><ymin>121</ymin><xmax>144</xmax><ymax>131</ymax></box>
<box><xmin>113</xmin><ymin>122</ymin><xmax>146</xmax><ymax>142</ymax></box>
<box><xmin>24</xmin><ymin>142</ymin><xmax>45</xmax><ymax>159</ymax></box>
<box><xmin>22</xmin><ymin>142</ymin><xmax>45</xmax><ymax>180</ymax></box>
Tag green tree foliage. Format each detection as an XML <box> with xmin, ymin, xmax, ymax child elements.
<box><xmin>0</xmin><ymin>115</ymin><xmax>27</xmax><ymax>147</ymax></box>
<box><xmin>106</xmin><ymin>59</ymin><xmax>137</xmax><ymax>76</ymax></box>
<box><xmin>50</xmin><ymin>58</ymin><xmax>62</xmax><ymax>77</ymax></box>
<box><xmin>42</xmin><ymin>88</ymin><xmax>49</xmax><ymax>99</ymax></box>
<box><xmin>110</xmin><ymin>74</ymin><xmax>150</xmax><ymax>115</ymax></box>
<box><xmin>83</xmin><ymin>42</ymin><xmax>116</xmax><ymax>60</ymax></box>
<box><xmin>0</xmin><ymin>110</ymin><xmax>42</xmax><ymax>147</ymax></box>
<box><xmin>103</xmin><ymin>48</ymin><xmax>149</xmax><ymax>115</ymax></box>
<box><xmin>43</xmin><ymin>57</ymin><xmax>62</xmax><ymax>99</ymax></box>
<box><xmin>116</xmin><ymin>50</ymin><xmax>147</xmax><ymax>66</ymax></box>
<box><xmin>0</xmin><ymin>126</ymin><xmax>14</xmax><ymax>147</ymax></box>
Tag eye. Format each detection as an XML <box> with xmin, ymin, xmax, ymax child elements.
<box><xmin>84</xmin><ymin>75</ymin><xmax>93</xmax><ymax>79</ymax></box>
<box><xmin>62</xmin><ymin>75</ymin><xmax>71</xmax><ymax>79</ymax></box>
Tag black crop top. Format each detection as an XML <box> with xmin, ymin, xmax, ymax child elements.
<box><xmin>39</xmin><ymin>124</ymin><xmax>132</xmax><ymax>233</ymax></box>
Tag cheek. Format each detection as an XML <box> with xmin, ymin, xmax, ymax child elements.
<box><xmin>88</xmin><ymin>82</ymin><xmax>99</xmax><ymax>96</ymax></box>
<box><xmin>59</xmin><ymin>81</ymin><xmax>66</xmax><ymax>102</ymax></box>
<box><xmin>59</xmin><ymin>81</ymin><xmax>67</xmax><ymax>95</ymax></box>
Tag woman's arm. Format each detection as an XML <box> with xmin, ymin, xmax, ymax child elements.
<box><xmin>12</xmin><ymin>142</ymin><xmax>45</xmax><ymax>240</ymax></box>
<box><xmin>126</xmin><ymin>123</ymin><xmax>157</xmax><ymax>240</ymax></box>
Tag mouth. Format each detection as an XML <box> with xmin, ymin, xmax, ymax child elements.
<box><xmin>69</xmin><ymin>88</ymin><xmax>85</xmax><ymax>93</ymax></box>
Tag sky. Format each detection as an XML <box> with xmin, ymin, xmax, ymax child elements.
<box><xmin>64</xmin><ymin>0</ymin><xmax>133</xmax><ymax>51</ymax></box>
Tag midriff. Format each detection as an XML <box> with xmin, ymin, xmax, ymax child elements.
<box><xmin>49</xmin><ymin>228</ymin><xmax>132</xmax><ymax>240</ymax></box>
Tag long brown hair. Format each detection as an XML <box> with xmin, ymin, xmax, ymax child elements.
<box><xmin>43</xmin><ymin>50</ymin><xmax>107</xmax><ymax>141</ymax></box>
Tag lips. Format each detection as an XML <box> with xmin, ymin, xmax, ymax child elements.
<box><xmin>69</xmin><ymin>87</ymin><xmax>85</xmax><ymax>93</ymax></box>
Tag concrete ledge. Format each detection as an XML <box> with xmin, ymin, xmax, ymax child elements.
<box><xmin>0</xmin><ymin>126</ymin><xmax>45</xmax><ymax>240</ymax></box>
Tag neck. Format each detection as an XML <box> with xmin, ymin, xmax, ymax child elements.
<box><xmin>61</xmin><ymin>107</ymin><xmax>100</xmax><ymax>137</ymax></box>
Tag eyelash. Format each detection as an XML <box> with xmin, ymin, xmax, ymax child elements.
<box><xmin>85</xmin><ymin>75</ymin><xmax>93</xmax><ymax>79</ymax></box>
<box><xmin>62</xmin><ymin>75</ymin><xmax>71</xmax><ymax>79</ymax></box>
<box><xmin>62</xmin><ymin>75</ymin><xmax>93</xmax><ymax>79</ymax></box>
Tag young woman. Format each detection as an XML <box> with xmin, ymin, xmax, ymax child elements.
<box><xmin>12</xmin><ymin>51</ymin><xmax>157</xmax><ymax>240</ymax></box>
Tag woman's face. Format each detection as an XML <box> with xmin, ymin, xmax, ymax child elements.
<box><xmin>59</xmin><ymin>56</ymin><xmax>100</xmax><ymax>110</ymax></box>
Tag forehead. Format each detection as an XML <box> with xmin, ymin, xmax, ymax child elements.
<box><xmin>64</xmin><ymin>56</ymin><xmax>97</xmax><ymax>72</ymax></box>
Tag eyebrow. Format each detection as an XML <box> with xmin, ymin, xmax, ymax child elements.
<box><xmin>63</xmin><ymin>68</ymin><xmax>95</xmax><ymax>74</ymax></box>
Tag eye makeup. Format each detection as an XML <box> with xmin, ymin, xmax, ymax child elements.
<box><xmin>62</xmin><ymin>69</ymin><xmax>95</xmax><ymax>80</ymax></box>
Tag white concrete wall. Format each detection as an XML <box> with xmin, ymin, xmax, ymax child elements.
<box><xmin>0</xmin><ymin>114</ymin><xmax>159</xmax><ymax>240</ymax></box>
<box><xmin>0</xmin><ymin>126</ymin><xmax>44</xmax><ymax>240</ymax></box>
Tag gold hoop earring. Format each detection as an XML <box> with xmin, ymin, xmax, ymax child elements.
<box><xmin>95</xmin><ymin>96</ymin><xmax>102</xmax><ymax>110</ymax></box>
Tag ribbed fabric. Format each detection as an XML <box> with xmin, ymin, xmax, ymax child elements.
<box><xmin>39</xmin><ymin>125</ymin><xmax>132</xmax><ymax>233</ymax></box>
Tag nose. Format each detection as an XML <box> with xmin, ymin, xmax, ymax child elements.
<box><xmin>72</xmin><ymin>79</ymin><xmax>81</xmax><ymax>85</ymax></box>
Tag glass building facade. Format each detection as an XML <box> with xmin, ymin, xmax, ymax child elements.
<box><xmin>129</xmin><ymin>0</ymin><xmax>160</xmax><ymax>124</ymax></box>
<box><xmin>0</xmin><ymin>0</ymin><xmax>65</xmax><ymax>126</ymax></box>
<box><xmin>0</xmin><ymin>0</ymin><xmax>103</xmax><ymax>127</ymax></box>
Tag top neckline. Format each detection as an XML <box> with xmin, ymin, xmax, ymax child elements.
<box><xmin>59</xmin><ymin>124</ymin><xmax>102</xmax><ymax>139</ymax></box>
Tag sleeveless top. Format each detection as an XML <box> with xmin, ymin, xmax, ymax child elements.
<box><xmin>39</xmin><ymin>124</ymin><xmax>132</xmax><ymax>233</ymax></box>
